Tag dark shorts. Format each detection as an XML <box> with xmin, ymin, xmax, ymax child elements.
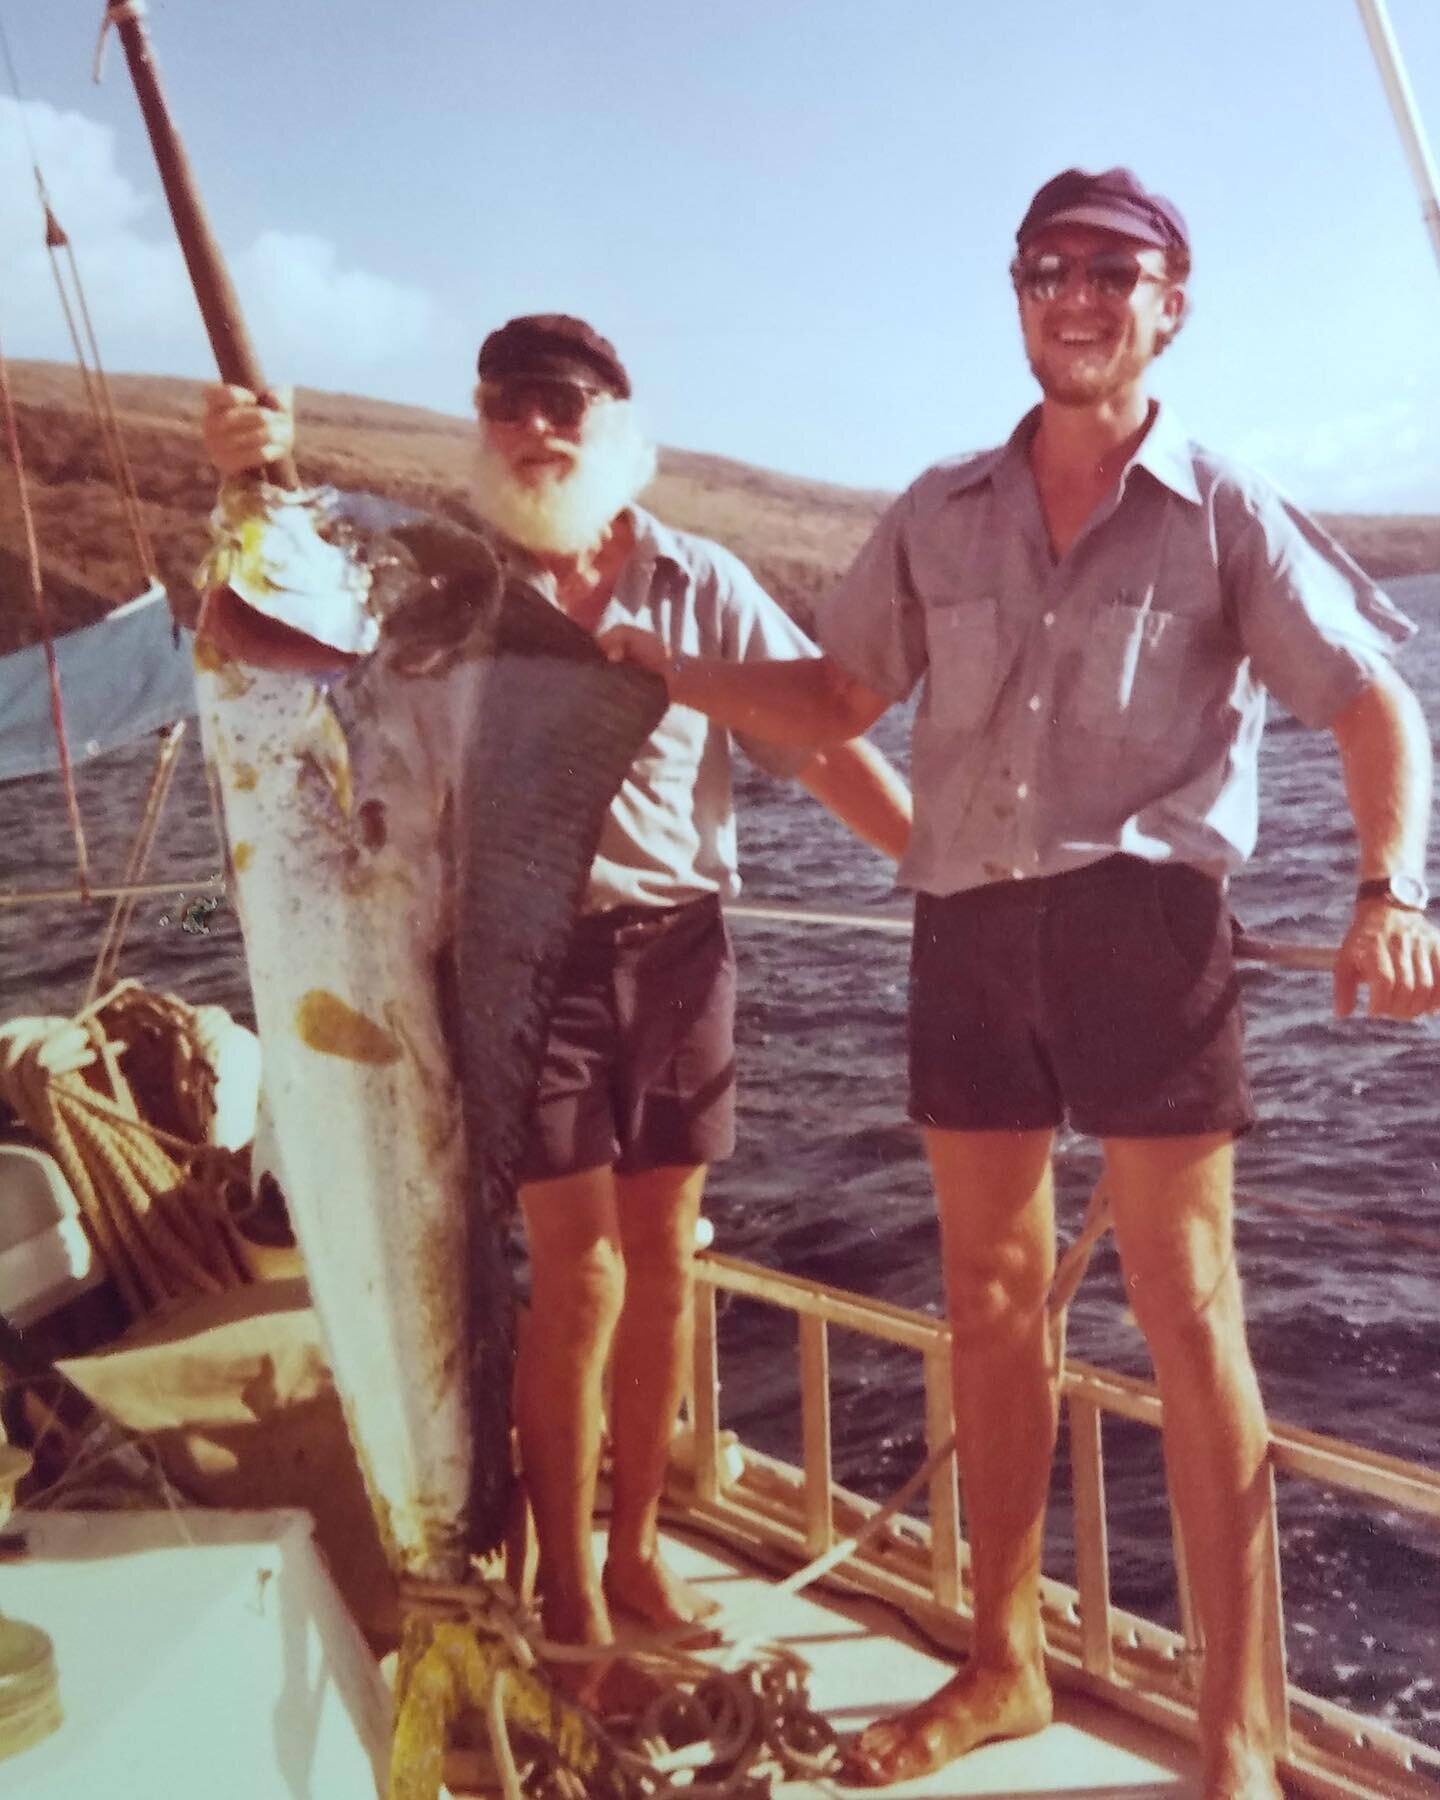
<box><xmin>519</xmin><ymin>893</ymin><xmax>738</xmax><ymax>1184</ymax></box>
<box><xmin>908</xmin><ymin>855</ymin><xmax>1253</xmax><ymax>1139</ymax></box>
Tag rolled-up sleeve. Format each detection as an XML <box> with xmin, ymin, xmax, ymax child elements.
<box><xmin>814</xmin><ymin>489</ymin><xmax>929</xmax><ymax>703</ymax></box>
<box><xmin>1222</xmin><ymin>485</ymin><xmax>1417</xmax><ymax>728</ymax></box>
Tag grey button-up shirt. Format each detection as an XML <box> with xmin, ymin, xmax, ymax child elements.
<box><xmin>817</xmin><ymin>404</ymin><xmax>1416</xmax><ymax>895</ymax></box>
<box><xmin>580</xmin><ymin>507</ymin><xmax>818</xmax><ymax>909</ymax></box>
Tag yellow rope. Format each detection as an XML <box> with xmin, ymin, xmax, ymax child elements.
<box><xmin>0</xmin><ymin>983</ymin><xmax>255</xmax><ymax>1324</ymax></box>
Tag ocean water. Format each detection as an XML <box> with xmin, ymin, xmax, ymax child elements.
<box><xmin>1</xmin><ymin>574</ymin><xmax>1437</xmax><ymax>1746</ymax></box>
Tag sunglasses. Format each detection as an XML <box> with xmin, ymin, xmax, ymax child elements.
<box><xmin>1009</xmin><ymin>251</ymin><xmax>1165</xmax><ymax>304</ymax></box>
<box><xmin>478</xmin><ymin>377</ymin><xmax>602</xmax><ymax>429</ymax></box>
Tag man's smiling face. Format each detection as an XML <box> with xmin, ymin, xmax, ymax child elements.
<box><xmin>1013</xmin><ymin>223</ymin><xmax>1185</xmax><ymax>408</ymax></box>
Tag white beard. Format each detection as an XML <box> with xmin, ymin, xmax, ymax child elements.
<box><xmin>468</xmin><ymin>398</ymin><xmax>658</xmax><ymax>556</ymax></box>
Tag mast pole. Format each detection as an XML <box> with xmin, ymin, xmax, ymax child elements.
<box><xmin>1354</xmin><ymin>0</ymin><xmax>1440</xmax><ymax>274</ymax></box>
<box><xmin>99</xmin><ymin>1</ymin><xmax>299</xmax><ymax>485</ymax></box>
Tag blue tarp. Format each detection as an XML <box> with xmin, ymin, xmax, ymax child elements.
<box><xmin>0</xmin><ymin>584</ymin><xmax>197</xmax><ymax>784</ymax></box>
<box><xmin>0</xmin><ymin>492</ymin><xmax>443</xmax><ymax>786</ymax></box>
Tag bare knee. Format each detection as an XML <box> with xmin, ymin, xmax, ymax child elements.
<box><xmin>946</xmin><ymin>1240</ymin><xmax>1050</xmax><ymax>1349</ymax></box>
<box><xmin>532</xmin><ymin>1237</ymin><xmax>627</xmax><ymax>1344</ymax></box>
<box><xmin>1125</xmin><ymin>1258</ymin><xmax>1249</xmax><ymax>1371</ymax></box>
<box><xmin>621</xmin><ymin>1232</ymin><xmax>695</xmax><ymax>1319</ymax></box>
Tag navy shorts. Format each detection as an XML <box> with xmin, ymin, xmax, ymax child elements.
<box><xmin>908</xmin><ymin>855</ymin><xmax>1253</xmax><ymax>1139</ymax></box>
<box><xmin>519</xmin><ymin>893</ymin><xmax>738</xmax><ymax>1184</ymax></box>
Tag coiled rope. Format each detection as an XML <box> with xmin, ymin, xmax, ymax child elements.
<box><xmin>392</xmin><ymin>1572</ymin><xmax>845</xmax><ymax>1800</ymax></box>
<box><xmin>0</xmin><ymin>982</ymin><xmax>255</xmax><ymax>1321</ymax></box>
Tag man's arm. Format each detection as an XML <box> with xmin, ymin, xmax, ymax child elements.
<box><xmin>600</xmin><ymin>626</ymin><xmax>889</xmax><ymax>746</ymax></box>
<box><xmin>200</xmin><ymin>585</ymin><xmax>361</xmax><ymax>675</ymax></box>
<box><xmin>795</xmin><ymin>738</ymin><xmax>911</xmax><ymax>862</ymax></box>
<box><xmin>1329</xmin><ymin>663</ymin><xmax>1440</xmax><ymax>1020</ymax></box>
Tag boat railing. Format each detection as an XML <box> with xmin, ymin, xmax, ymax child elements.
<box><xmin>728</xmin><ymin>896</ymin><xmax>1341</xmax><ymax>971</ymax></box>
<box><xmin>666</xmin><ymin>900</ymin><xmax>1440</xmax><ymax>1800</ymax></box>
<box><xmin>679</xmin><ymin>1250</ymin><xmax>1440</xmax><ymax>1800</ymax></box>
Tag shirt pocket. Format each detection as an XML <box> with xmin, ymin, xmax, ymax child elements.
<box><xmin>1069</xmin><ymin>603</ymin><xmax>1200</xmax><ymax>740</ymax></box>
<box><xmin>923</xmin><ymin>598</ymin><xmax>1002</xmax><ymax>733</ymax></box>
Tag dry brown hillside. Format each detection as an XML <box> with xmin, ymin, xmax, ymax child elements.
<box><xmin>0</xmin><ymin>361</ymin><xmax>1436</xmax><ymax>657</ymax></box>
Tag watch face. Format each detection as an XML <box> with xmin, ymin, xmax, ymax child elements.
<box><xmin>1391</xmin><ymin>872</ymin><xmax>1429</xmax><ymax>910</ymax></box>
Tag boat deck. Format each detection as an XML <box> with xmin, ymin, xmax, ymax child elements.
<box><xmin>648</xmin><ymin>1523</ymin><xmax>1196</xmax><ymax>1797</ymax></box>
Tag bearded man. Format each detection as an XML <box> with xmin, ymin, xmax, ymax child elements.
<box><xmin>600</xmin><ymin>171</ymin><xmax>1440</xmax><ymax>1796</ymax></box>
<box><xmin>202</xmin><ymin>314</ymin><xmax>911</xmax><ymax>1698</ymax></box>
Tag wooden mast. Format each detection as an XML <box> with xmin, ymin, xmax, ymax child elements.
<box><xmin>100</xmin><ymin>0</ymin><xmax>300</xmax><ymax>486</ymax></box>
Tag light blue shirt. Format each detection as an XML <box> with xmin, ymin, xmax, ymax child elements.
<box><xmin>581</xmin><ymin>507</ymin><xmax>819</xmax><ymax>908</ymax></box>
<box><xmin>817</xmin><ymin>405</ymin><xmax>1415</xmax><ymax>893</ymax></box>
<box><xmin>361</xmin><ymin>506</ymin><xmax>819</xmax><ymax>919</ymax></box>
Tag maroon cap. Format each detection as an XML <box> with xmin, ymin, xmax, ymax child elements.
<box><xmin>1017</xmin><ymin>168</ymin><xmax>1189</xmax><ymax>255</ymax></box>
<box><xmin>476</xmin><ymin>313</ymin><xmax>631</xmax><ymax>398</ymax></box>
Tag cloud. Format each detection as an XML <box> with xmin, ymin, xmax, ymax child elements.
<box><xmin>236</xmin><ymin>232</ymin><xmax>448</xmax><ymax>385</ymax></box>
<box><xmin>0</xmin><ymin>97</ymin><xmax>460</xmax><ymax>404</ymax></box>
<box><xmin>1234</xmin><ymin>397</ymin><xmax>1440</xmax><ymax>514</ymax></box>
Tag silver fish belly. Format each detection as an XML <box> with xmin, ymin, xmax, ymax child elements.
<box><xmin>198</xmin><ymin>538</ymin><xmax>664</xmax><ymax>1574</ymax></box>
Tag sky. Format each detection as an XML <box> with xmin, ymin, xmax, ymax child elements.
<box><xmin>0</xmin><ymin>1</ymin><xmax>1438</xmax><ymax>512</ymax></box>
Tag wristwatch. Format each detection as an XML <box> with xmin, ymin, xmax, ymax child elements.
<box><xmin>1356</xmin><ymin>873</ymin><xmax>1430</xmax><ymax>911</ymax></box>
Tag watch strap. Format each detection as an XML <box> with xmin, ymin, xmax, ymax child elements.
<box><xmin>1356</xmin><ymin>874</ymin><xmax>1429</xmax><ymax>911</ymax></box>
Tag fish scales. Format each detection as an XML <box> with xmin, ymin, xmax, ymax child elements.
<box><xmin>453</xmin><ymin>580</ymin><xmax>666</xmax><ymax>1550</ymax></box>
<box><xmin>198</xmin><ymin>524</ymin><xmax>664</xmax><ymax>1574</ymax></box>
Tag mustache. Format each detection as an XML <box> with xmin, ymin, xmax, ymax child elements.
<box><xmin>529</xmin><ymin>436</ymin><xmax>578</xmax><ymax>463</ymax></box>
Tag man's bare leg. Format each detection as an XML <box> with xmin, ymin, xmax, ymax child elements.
<box><xmin>844</xmin><ymin>1128</ymin><xmax>1058</xmax><ymax>1786</ymax></box>
<box><xmin>602</xmin><ymin>1162</ymin><xmax>720</xmax><ymax>1638</ymax></box>
<box><xmin>514</xmin><ymin>1165</ymin><xmax>624</xmax><ymax>1693</ymax></box>
<box><xmin>1105</xmin><ymin>1133</ymin><xmax>1283</xmax><ymax>1800</ymax></box>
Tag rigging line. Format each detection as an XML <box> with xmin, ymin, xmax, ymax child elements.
<box><xmin>45</xmin><ymin>218</ymin><xmax>159</xmax><ymax>580</ymax></box>
<box><xmin>84</xmin><ymin>722</ymin><xmax>188</xmax><ymax>1006</ymax></box>
<box><xmin>0</xmin><ymin>13</ymin><xmax>157</xmax><ymax>582</ymax></box>
<box><xmin>0</xmin><ymin>331</ymin><xmax>91</xmax><ymax>897</ymax></box>
<box><xmin>0</xmin><ymin>12</ymin><xmax>39</xmax><ymax>160</ymax></box>
<box><xmin>0</xmin><ymin>876</ymin><xmax>223</xmax><ymax>907</ymax></box>
<box><xmin>1236</xmin><ymin>1188</ymin><xmax>1440</xmax><ymax>1257</ymax></box>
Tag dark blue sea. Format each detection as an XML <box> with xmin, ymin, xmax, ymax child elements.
<box><xmin>1</xmin><ymin>574</ymin><xmax>1437</xmax><ymax>1747</ymax></box>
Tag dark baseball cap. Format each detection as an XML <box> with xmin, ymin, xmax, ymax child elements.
<box><xmin>476</xmin><ymin>313</ymin><xmax>631</xmax><ymax>398</ymax></box>
<box><xmin>1016</xmin><ymin>168</ymin><xmax>1189</xmax><ymax>255</ymax></box>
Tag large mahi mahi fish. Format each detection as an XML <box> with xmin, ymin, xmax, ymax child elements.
<box><xmin>196</xmin><ymin>501</ymin><xmax>665</xmax><ymax>1576</ymax></box>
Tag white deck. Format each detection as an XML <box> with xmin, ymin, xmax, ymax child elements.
<box><xmin>2</xmin><ymin>1509</ymin><xmax>391</xmax><ymax>1798</ymax></box>
<box><xmin>655</xmin><ymin>1523</ymin><xmax>1197</xmax><ymax>1798</ymax></box>
<box><xmin>0</xmin><ymin>1504</ymin><xmax>1197</xmax><ymax>1798</ymax></box>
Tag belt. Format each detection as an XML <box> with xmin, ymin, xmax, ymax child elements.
<box><xmin>575</xmin><ymin>892</ymin><xmax>719</xmax><ymax>940</ymax></box>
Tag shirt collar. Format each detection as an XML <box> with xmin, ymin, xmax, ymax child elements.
<box><xmin>942</xmin><ymin>401</ymin><xmax>1202</xmax><ymax>507</ymax></box>
<box><xmin>607</xmin><ymin>505</ymin><xmax>687</xmax><ymax>615</ymax></box>
<box><xmin>486</xmin><ymin>503</ymin><xmax>686</xmax><ymax>611</ymax></box>
<box><xmin>1129</xmin><ymin>402</ymin><xmax>1202</xmax><ymax>506</ymax></box>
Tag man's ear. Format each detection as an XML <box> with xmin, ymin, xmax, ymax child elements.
<box><xmin>1156</xmin><ymin>285</ymin><xmax>1189</xmax><ymax>355</ymax></box>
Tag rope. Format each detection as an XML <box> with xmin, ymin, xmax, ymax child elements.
<box><xmin>85</xmin><ymin>723</ymin><xmax>188</xmax><ymax>1004</ymax></box>
<box><xmin>92</xmin><ymin>1</ymin><xmax>148</xmax><ymax>85</ymax></box>
<box><xmin>0</xmin><ymin>20</ymin><xmax>160</xmax><ymax>586</ymax></box>
<box><xmin>0</xmin><ymin>876</ymin><xmax>225</xmax><ymax>908</ymax></box>
<box><xmin>0</xmin><ymin>984</ymin><xmax>255</xmax><ymax>1322</ymax></box>
<box><xmin>43</xmin><ymin>210</ymin><xmax>159</xmax><ymax>582</ymax></box>
<box><xmin>0</xmin><ymin>324</ymin><xmax>90</xmax><ymax>896</ymax></box>
<box><xmin>394</xmin><ymin>1576</ymin><xmax>841</xmax><ymax>1798</ymax></box>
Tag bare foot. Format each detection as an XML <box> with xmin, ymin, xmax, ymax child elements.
<box><xmin>603</xmin><ymin>1551</ymin><xmax>722</xmax><ymax>1649</ymax></box>
<box><xmin>537</xmin><ymin>1588</ymin><xmax>613</xmax><ymax>1710</ymax></box>
<box><xmin>841</xmin><ymin>1662</ymin><xmax>1053</xmax><ymax>1787</ymax></box>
